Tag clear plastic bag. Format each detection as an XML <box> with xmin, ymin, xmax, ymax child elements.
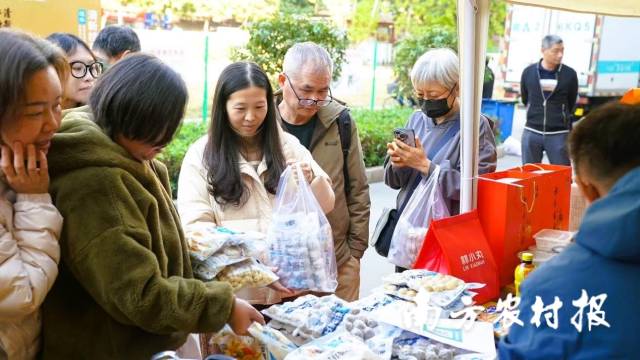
<box><xmin>210</xmin><ymin>326</ymin><xmax>263</xmax><ymax>360</ymax></box>
<box><xmin>388</xmin><ymin>167</ymin><xmax>449</xmax><ymax>268</ymax></box>
<box><xmin>267</xmin><ymin>165</ymin><xmax>337</xmax><ymax>292</ymax></box>
<box><xmin>216</xmin><ymin>258</ymin><xmax>279</xmax><ymax>291</ymax></box>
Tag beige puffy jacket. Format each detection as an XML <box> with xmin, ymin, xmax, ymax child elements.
<box><xmin>177</xmin><ymin>132</ymin><xmax>330</xmax><ymax>305</ymax></box>
<box><xmin>0</xmin><ymin>179</ymin><xmax>62</xmax><ymax>359</ymax></box>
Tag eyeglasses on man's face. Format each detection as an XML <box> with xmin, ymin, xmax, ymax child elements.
<box><xmin>69</xmin><ymin>61</ymin><xmax>103</xmax><ymax>79</ymax></box>
<box><xmin>284</xmin><ymin>74</ymin><xmax>333</xmax><ymax>107</ymax></box>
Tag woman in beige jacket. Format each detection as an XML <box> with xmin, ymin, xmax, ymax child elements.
<box><xmin>0</xmin><ymin>29</ymin><xmax>65</xmax><ymax>359</ymax></box>
<box><xmin>178</xmin><ymin>62</ymin><xmax>335</xmax><ymax>305</ymax></box>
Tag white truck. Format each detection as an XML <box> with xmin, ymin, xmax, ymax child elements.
<box><xmin>501</xmin><ymin>4</ymin><xmax>640</xmax><ymax>115</ymax></box>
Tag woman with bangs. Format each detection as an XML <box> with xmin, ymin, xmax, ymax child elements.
<box><xmin>46</xmin><ymin>32</ymin><xmax>103</xmax><ymax>110</ymax></box>
<box><xmin>41</xmin><ymin>54</ymin><xmax>263</xmax><ymax>359</ymax></box>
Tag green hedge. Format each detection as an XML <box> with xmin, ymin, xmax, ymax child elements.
<box><xmin>352</xmin><ymin>107</ymin><xmax>415</xmax><ymax>167</ymax></box>
<box><xmin>160</xmin><ymin>108</ymin><xmax>415</xmax><ymax>195</ymax></box>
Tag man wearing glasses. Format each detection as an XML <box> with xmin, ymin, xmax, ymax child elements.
<box><xmin>276</xmin><ymin>42</ymin><xmax>370</xmax><ymax>302</ymax></box>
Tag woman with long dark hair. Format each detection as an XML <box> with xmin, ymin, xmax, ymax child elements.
<box><xmin>178</xmin><ymin>61</ymin><xmax>335</xmax><ymax>306</ymax></box>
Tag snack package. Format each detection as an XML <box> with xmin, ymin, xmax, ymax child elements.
<box><xmin>284</xmin><ymin>331</ymin><xmax>380</xmax><ymax>360</ymax></box>
<box><xmin>248</xmin><ymin>322</ymin><xmax>298</xmax><ymax>360</ymax></box>
<box><xmin>363</xmin><ymin>323</ymin><xmax>403</xmax><ymax>360</ymax></box>
<box><xmin>267</xmin><ymin>165</ymin><xmax>338</xmax><ymax>293</ymax></box>
<box><xmin>392</xmin><ymin>331</ymin><xmax>459</xmax><ymax>360</ymax></box>
<box><xmin>263</xmin><ymin>295</ymin><xmax>351</xmax><ymax>342</ymax></box>
<box><xmin>408</xmin><ymin>273</ymin><xmax>486</xmax><ymax>310</ymax></box>
<box><xmin>293</xmin><ymin>301</ymin><xmax>351</xmax><ymax>340</ymax></box>
<box><xmin>262</xmin><ymin>295</ymin><xmax>325</xmax><ymax>328</ymax></box>
<box><xmin>186</xmin><ymin>224</ymin><xmax>238</xmax><ymax>262</ymax></box>
<box><xmin>350</xmin><ymin>293</ymin><xmax>397</xmax><ymax>314</ymax></box>
<box><xmin>211</xmin><ymin>326</ymin><xmax>263</xmax><ymax>360</ymax></box>
<box><xmin>381</xmin><ymin>284</ymin><xmax>418</xmax><ymax>302</ymax></box>
<box><xmin>216</xmin><ymin>258</ymin><xmax>279</xmax><ymax>291</ymax></box>
<box><xmin>193</xmin><ymin>250</ymin><xmax>249</xmax><ymax>281</ymax></box>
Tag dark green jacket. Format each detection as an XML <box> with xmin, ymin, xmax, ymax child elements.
<box><xmin>42</xmin><ymin>108</ymin><xmax>234</xmax><ymax>359</ymax></box>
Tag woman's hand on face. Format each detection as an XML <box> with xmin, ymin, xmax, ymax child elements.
<box><xmin>386</xmin><ymin>137</ymin><xmax>431</xmax><ymax>174</ymax></box>
<box><xmin>288</xmin><ymin>161</ymin><xmax>314</xmax><ymax>184</ymax></box>
<box><xmin>1</xmin><ymin>143</ymin><xmax>49</xmax><ymax>194</ymax></box>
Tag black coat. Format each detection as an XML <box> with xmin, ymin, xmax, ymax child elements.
<box><xmin>520</xmin><ymin>60</ymin><xmax>579</xmax><ymax>133</ymax></box>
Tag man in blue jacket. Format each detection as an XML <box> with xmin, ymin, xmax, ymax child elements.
<box><xmin>499</xmin><ymin>102</ymin><xmax>640</xmax><ymax>359</ymax></box>
<box><xmin>520</xmin><ymin>35</ymin><xmax>578</xmax><ymax>165</ymax></box>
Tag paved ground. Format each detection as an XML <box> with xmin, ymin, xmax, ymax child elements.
<box><xmin>359</xmin><ymin>153</ymin><xmax>525</xmax><ymax>296</ymax></box>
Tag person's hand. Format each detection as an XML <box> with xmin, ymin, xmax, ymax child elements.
<box><xmin>288</xmin><ymin>161</ymin><xmax>314</xmax><ymax>184</ymax></box>
<box><xmin>228</xmin><ymin>297</ymin><xmax>264</xmax><ymax>335</ymax></box>
<box><xmin>265</xmin><ymin>265</ymin><xmax>294</xmax><ymax>295</ymax></box>
<box><xmin>1</xmin><ymin>142</ymin><xmax>49</xmax><ymax>194</ymax></box>
<box><xmin>268</xmin><ymin>280</ymin><xmax>294</xmax><ymax>295</ymax></box>
<box><xmin>386</xmin><ymin>137</ymin><xmax>431</xmax><ymax>174</ymax></box>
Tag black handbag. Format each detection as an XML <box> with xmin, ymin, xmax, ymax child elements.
<box><xmin>371</xmin><ymin>177</ymin><xmax>419</xmax><ymax>257</ymax></box>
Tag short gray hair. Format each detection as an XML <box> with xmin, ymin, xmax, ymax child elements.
<box><xmin>541</xmin><ymin>35</ymin><xmax>563</xmax><ymax>50</ymax></box>
<box><xmin>283</xmin><ymin>42</ymin><xmax>333</xmax><ymax>77</ymax></box>
<box><xmin>410</xmin><ymin>48</ymin><xmax>459</xmax><ymax>91</ymax></box>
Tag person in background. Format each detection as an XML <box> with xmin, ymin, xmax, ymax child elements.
<box><xmin>276</xmin><ymin>42</ymin><xmax>370</xmax><ymax>302</ymax></box>
<box><xmin>520</xmin><ymin>34</ymin><xmax>578</xmax><ymax>165</ymax></box>
<box><xmin>384</xmin><ymin>48</ymin><xmax>497</xmax><ymax>272</ymax></box>
<box><xmin>92</xmin><ymin>25</ymin><xmax>141</xmax><ymax>67</ymax></box>
<box><xmin>177</xmin><ymin>61</ymin><xmax>334</xmax><ymax>307</ymax></box>
<box><xmin>46</xmin><ymin>32</ymin><xmax>103</xmax><ymax>110</ymax></box>
<box><xmin>499</xmin><ymin>102</ymin><xmax>640</xmax><ymax>359</ymax></box>
<box><xmin>0</xmin><ymin>28</ymin><xmax>65</xmax><ymax>360</ymax></box>
<box><xmin>42</xmin><ymin>54</ymin><xmax>263</xmax><ymax>359</ymax></box>
<box><xmin>482</xmin><ymin>57</ymin><xmax>495</xmax><ymax>99</ymax></box>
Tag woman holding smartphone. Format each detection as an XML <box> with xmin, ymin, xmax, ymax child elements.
<box><xmin>384</xmin><ymin>48</ymin><xmax>497</xmax><ymax>271</ymax></box>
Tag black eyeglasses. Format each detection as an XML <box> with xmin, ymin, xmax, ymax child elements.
<box><xmin>69</xmin><ymin>61</ymin><xmax>103</xmax><ymax>79</ymax></box>
<box><xmin>284</xmin><ymin>74</ymin><xmax>333</xmax><ymax>107</ymax></box>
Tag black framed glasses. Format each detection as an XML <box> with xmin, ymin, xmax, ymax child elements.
<box><xmin>284</xmin><ymin>74</ymin><xmax>333</xmax><ymax>107</ymax></box>
<box><xmin>69</xmin><ymin>61</ymin><xmax>103</xmax><ymax>79</ymax></box>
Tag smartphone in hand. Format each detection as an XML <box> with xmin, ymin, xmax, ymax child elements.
<box><xmin>393</xmin><ymin>128</ymin><xmax>416</xmax><ymax>147</ymax></box>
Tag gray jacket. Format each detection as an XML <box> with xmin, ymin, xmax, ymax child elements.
<box><xmin>384</xmin><ymin>110</ymin><xmax>497</xmax><ymax>215</ymax></box>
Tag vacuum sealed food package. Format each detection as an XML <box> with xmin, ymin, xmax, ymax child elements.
<box><xmin>216</xmin><ymin>258</ymin><xmax>279</xmax><ymax>291</ymax></box>
<box><xmin>186</xmin><ymin>224</ymin><xmax>238</xmax><ymax>262</ymax></box>
<box><xmin>284</xmin><ymin>331</ymin><xmax>379</xmax><ymax>360</ymax></box>
<box><xmin>248</xmin><ymin>322</ymin><xmax>298</xmax><ymax>360</ymax></box>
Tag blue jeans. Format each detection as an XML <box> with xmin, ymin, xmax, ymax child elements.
<box><xmin>521</xmin><ymin>129</ymin><xmax>570</xmax><ymax>165</ymax></box>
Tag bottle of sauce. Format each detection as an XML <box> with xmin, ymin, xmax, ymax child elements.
<box><xmin>515</xmin><ymin>252</ymin><xmax>535</xmax><ymax>297</ymax></box>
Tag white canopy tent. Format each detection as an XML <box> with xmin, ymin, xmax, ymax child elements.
<box><xmin>456</xmin><ymin>0</ymin><xmax>640</xmax><ymax>213</ymax></box>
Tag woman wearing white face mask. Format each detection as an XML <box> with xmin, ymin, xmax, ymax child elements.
<box><xmin>383</xmin><ymin>48</ymin><xmax>498</xmax><ymax>272</ymax></box>
<box><xmin>46</xmin><ymin>33</ymin><xmax>103</xmax><ymax>110</ymax></box>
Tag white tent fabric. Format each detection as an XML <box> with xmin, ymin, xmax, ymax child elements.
<box><xmin>509</xmin><ymin>0</ymin><xmax>640</xmax><ymax>17</ymax></box>
<box><xmin>457</xmin><ymin>0</ymin><xmax>640</xmax><ymax>212</ymax></box>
